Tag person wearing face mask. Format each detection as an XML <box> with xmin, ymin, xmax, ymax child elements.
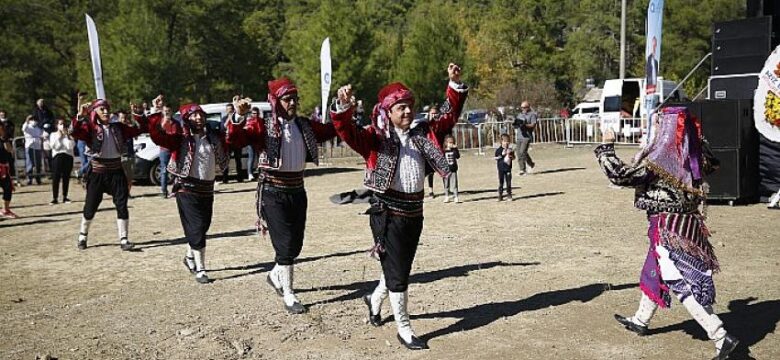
<box><xmin>22</xmin><ymin>115</ymin><xmax>44</xmax><ymax>185</ymax></box>
<box><xmin>225</xmin><ymin>78</ymin><xmax>336</xmax><ymax>314</ymax></box>
<box><xmin>148</xmin><ymin>95</ymin><xmax>229</xmax><ymax>284</ymax></box>
<box><xmin>49</xmin><ymin>118</ymin><xmax>75</xmax><ymax>204</ymax></box>
<box><xmin>331</xmin><ymin>63</ymin><xmax>467</xmax><ymax>350</ymax></box>
<box><xmin>70</xmin><ymin>98</ymin><xmax>148</xmax><ymax>251</ymax></box>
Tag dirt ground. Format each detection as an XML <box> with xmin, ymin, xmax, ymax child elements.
<box><xmin>1</xmin><ymin>144</ymin><xmax>777</xmax><ymax>360</ymax></box>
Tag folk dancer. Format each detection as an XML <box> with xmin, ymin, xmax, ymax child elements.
<box><xmin>148</xmin><ymin>96</ymin><xmax>229</xmax><ymax>284</ymax></box>
<box><xmin>226</xmin><ymin>78</ymin><xmax>336</xmax><ymax>313</ymax></box>
<box><xmin>331</xmin><ymin>63</ymin><xmax>468</xmax><ymax>350</ymax></box>
<box><xmin>71</xmin><ymin>99</ymin><xmax>147</xmax><ymax>250</ymax></box>
<box><xmin>596</xmin><ymin>107</ymin><xmax>738</xmax><ymax>360</ymax></box>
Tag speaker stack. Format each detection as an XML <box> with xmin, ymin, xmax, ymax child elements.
<box><xmin>709</xmin><ymin>16</ymin><xmax>772</xmax><ymax>100</ymax></box>
<box><xmin>686</xmin><ymin>100</ymin><xmax>760</xmax><ymax>203</ymax></box>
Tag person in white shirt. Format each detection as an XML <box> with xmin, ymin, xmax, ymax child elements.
<box><xmin>49</xmin><ymin>118</ymin><xmax>75</xmax><ymax>204</ymax></box>
<box><xmin>226</xmin><ymin>78</ymin><xmax>336</xmax><ymax>314</ymax></box>
<box><xmin>22</xmin><ymin>115</ymin><xmax>44</xmax><ymax>185</ymax></box>
<box><xmin>331</xmin><ymin>63</ymin><xmax>468</xmax><ymax>350</ymax></box>
<box><xmin>148</xmin><ymin>95</ymin><xmax>229</xmax><ymax>284</ymax></box>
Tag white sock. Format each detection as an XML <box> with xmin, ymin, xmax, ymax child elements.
<box><xmin>192</xmin><ymin>248</ymin><xmax>206</xmax><ymax>277</ymax></box>
<box><xmin>185</xmin><ymin>247</ymin><xmax>195</xmax><ymax>268</ymax></box>
<box><xmin>79</xmin><ymin>217</ymin><xmax>92</xmax><ymax>240</ymax></box>
<box><xmin>278</xmin><ymin>265</ymin><xmax>299</xmax><ymax>306</ymax></box>
<box><xmin>371</xmin><ymin>274</ymin><xmax>388</xmax><ymax>315</ymax></box>
<box><xmin>269</xmin><ymin>264</ymin><xmax>282</xmax><ymax>288</ymax></box>
<box><xmin>389</xmin><ymin>291</ymin><xmax>415</xmax><ymax>342</ymax></box>
<box><xmin>681</xmin><ymin>296</ymin><xmax>727</xmax><ymax>346</ymax></box>
<box><xmin>631</xmin><ymin>293</ymin><xmax>658</xmax><ymax>326</ymax></box>
<box><xmin>117</xmin><ymin>219</ymin><xmax>129</xmax><ymax>243</ymax></box>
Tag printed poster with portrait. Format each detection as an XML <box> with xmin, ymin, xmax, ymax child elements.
<box><xmin>755</xmin><ymin>45</ymin><xmax>780</xmax><ymax>143</ymax></box>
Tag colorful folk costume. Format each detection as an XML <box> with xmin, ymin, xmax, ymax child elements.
<box><xmin>331</xmin><ymin>80</ymin><xmax>468</xmax><ymax>350</ymax></box>
<box><xmin>595</xmin><ymin>107</ymin><xmax>738</xmax><ymax>360</ymax></box>
<box><xmin>71</xmin><ymin>99</ymin><xmax>147</xmax><ymax>251</ymax></box>
<box><xmin>148</xmin><ymin>104</ymin><xmax>229</xmax><ymax>284</ymax></box>
<box><xmin>226</xmin><ymin>77</ymin><xmax>336</xmax><ymax>313</ymax></box>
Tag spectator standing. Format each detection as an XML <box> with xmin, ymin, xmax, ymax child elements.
<box><xmin>118</xmin><ymin>110</ymin><xmax>137</xmax><ymax>194</ymax></box>
<box><xmin>22</xmin><ymin>115</ymin><xmax>44</xmax><ymax>185</ymax></box>
<box><xmin>157</xmin><ymin>105</ymin><xmax>174</xmax><ymax>198</ymax></box>
<box><xmin>495</xmin><ymin>133</ymin><xmax>515</xmax><ymax>201</ymax></box>
<box><xmin>0</xmin><ymin>123</ymin><xmax>18</xmax><ymax>218</ymax></box>
<box><xmin>246</xmin><ymin>107</ymin><xmax>261</xmax><ymax>181</ymax></box>
<box><xmin>0</xmin><ymin>111</ymin><xmax>15</xmax><ymax>138</ymax></box>
<box><xmin>442</xmin><ymin>135</ymin><xmax>460</xmax><ymax>203</ymax></box>
<box><xmin>49</xmin><ymin>118</ymin><xmax>75</xmax><ymax>204</ymax></box>
<box><xmin>32</xmin><ymin>98</ymin><xmax>55</xmax><ymax>133</ymax></box>
<box><xmin>425</xmin><ymin>104</ymin><xmax>441</xmax><ymax>198</ymax></box>
<box><xmin>220</xmin><ymin>103</ymin><xmax>243</xmax><ymax>183</ymax></box>
<box><xmin>512</xmin><ymin>100</ymin><xmax>537</xmax><ymax>175</ymax></box>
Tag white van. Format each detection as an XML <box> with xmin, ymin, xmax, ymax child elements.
<box><xmin>599</xmin><ymin>78</ymin><xmax>687</xmax><ymax>138</ymax></box>
<box><xmin>133</xmin><ymin>102</ymin><xmax>272</xmax><ymax>184</ymax></box>
<box><xmin>571</xmin><ymin>102</ymin><xmax>600</xmax><ymax>120</ymax></box>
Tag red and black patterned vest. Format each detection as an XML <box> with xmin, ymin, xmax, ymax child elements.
<box><xmin>257</xmin><ymin>116</ymin><xmax>320</xmax><ymax>170</ymax></box>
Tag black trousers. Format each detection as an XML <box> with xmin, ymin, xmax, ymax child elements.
<box><xmin>262</xmin><ymin>188</ymin><xmax>307</xmax><ymax>265</ymax></box>
<box><xmin>83</xmin><ymin>169</ymin><xmax>129</xmax><ymax>220</ymax></box>
<box><xmin>51</xmin><ymin>153</ymin><xmax>73</xmax><ymax>200</ymax></box>
<box><xmin>222</xmin><ymin>149</ymin><xmax>243</xmax><ymax>181</ymax></box>
<box><xmin>371</xmin><ymin>213</ymin><xmax>424</xmax><ymax>292</ymax></box>
<box><xmin>498</xmin><ymin>169</ymin><xmax>512</xmax><ymax>195</ymax></box>
<box><xmin>176</xmin><ymin>192</ymin><xmax>214</xmax><ymax>250</ymax></box>
<box><xmin>1</xmin><ymin>176</ymin><xmax>11</xmax><ymax>201</ymax></box>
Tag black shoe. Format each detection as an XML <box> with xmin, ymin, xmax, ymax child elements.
<box><xmin>161</xmin><ymin>192</ymin><xmax>168</xmax><ymax>199</ymax></box>
<box><xmin>77</xmin><ymin>234</ymin><xmax>87</xmax><ymax>250</ymax></box>
<box><xmin>183</xmin><ymin>257</ymin><xmax>196</xmax><ymax>274</ymax></box>
<box><xmin>195</xmin><ymin>273</ymin><xmax>210</xmax><ymax>284</ymax></box>
<box><xmin>363</xmin><ymin>294</ymin><xmax>382</xmax><ymax>327</ymax></box>
<box><xmin>266</xmin><ymin>274</ymin><xmax>283</xmax><ymax>297</ymax></box>
<box><xmin>120</xmin><ymin>240</ymin><xmax>134</xmax><ymax>251</ymax></box>
<box><xmin>62</xmin><ymin>198</ymin><xmax>72</xmax><ymax>203</ymax></box>
<box><xmin>285</xmin><ymin>301</ymin><xmax>307</xmax><ymax>314</ymax></box>
<box><xmin>49</xmin><ymin>199</ymin><xmax>58</xmax><ymax>205</ymax></box>
<box><xmin>397</xmin><ymin>333</ymin><xmax>428</xmax><ymax>350</ymax></box>
<box><xmin>614</xmin><ymin>314</ymin><xmax>648</xmax><ymax>336</ymax></box>
<box><xmin>497</xmin><ymin>194</ymin><xmax>503</xmax><ymax>202</ymax></box>
<box><xmin>712</xmin><ymin>334</ymin><xmax>739</xmax><ymax>360</ymax></box>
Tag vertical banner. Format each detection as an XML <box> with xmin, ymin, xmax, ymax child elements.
<box><xmin>644</xmin><ymin>0</ymin><xmax>664</xmax><ymax>139</ymax></box>
<box><xmin>85</xmin><ymin>14</ymin><xmax>106</xmax><ymax>100</ymax></box>
<box><xmin>320</xmin><ymin>38</ymin><xmax>332</xmax><ymax>123</ymax></box>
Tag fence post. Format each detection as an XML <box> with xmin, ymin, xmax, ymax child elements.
<box><xmin>565</xmin><ymin>118</ymin><xmax>573</xmax><ymax>147</ymax></box>
<box><xmin>476</xmin><ymin>123</ymin><xmax>484</xmax><ymax>155</ymax></box>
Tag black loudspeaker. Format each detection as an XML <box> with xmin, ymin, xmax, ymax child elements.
<box><xmin>686</xmin><ymin>99</ymin><xmax>760</xmax><ymax>203</ymax></box>
<box><xmin>697</xmin><ymin>99</ymin><xmax>755</xmax><ymax>149</ymax></box>
<box><xmin>707</xmin><ymin>148</ymin><xmax>760</xmax><ymax>201</ymax></box>
<box><xmin>709</xmin><ymin>74</ymin><xmax>759</xmax><ymax>100</ymax></box>
<box><xmin>712</xmin><ymin>16</ymin><xmax>772</xmax><ymax>75</ymax></box>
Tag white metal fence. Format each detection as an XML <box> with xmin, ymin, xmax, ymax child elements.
<box><xmin>450</xmin><ymin>117</ymin><xmax>643</xmax><ymax>154</ymax></box>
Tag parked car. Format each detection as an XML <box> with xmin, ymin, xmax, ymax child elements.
<box><xmin>12</xmin><ymin>136</ymin><xmax>84</xmax><ymax>179</ymax></box>
<box><xmin>133</xmin><ymin>102</ymin><xmax>272</xmax><ymax>185</ymax></box>
<box><xmin>570</xmin><ymin>102</ymin><xmax>600</xmax><ymax>120</ymax></box>
<box><xmin>460</xmin><ymin>109</ymin><xmax>489</xmax><ymax>125</ymax></box>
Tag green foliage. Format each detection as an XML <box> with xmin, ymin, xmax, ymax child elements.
<box><xmin>0</xmin><ymin>0</ymin><xmax>751</xmax><ymax>125</ymax></box>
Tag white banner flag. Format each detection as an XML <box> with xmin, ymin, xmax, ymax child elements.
<box><xmin>643</xmin><ymin>0</ymin><xmax>664</xmax><ymax>140</ymax></box>
<box><xmin>320</xmin><ymin>38</ymin><xmax>332</xmax><ymax>123</ymax></box>
<box><xmin>85</xmin><ymin>14</ymin><xmax>106</xmax><ymax>100</ymax></box>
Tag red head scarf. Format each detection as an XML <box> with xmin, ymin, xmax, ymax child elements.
<box><xmin>371</xmin><ymin>82</ymin><xmax>415</xmax><ymax>136</ymax></box>
<box><xmin>89</xmin><ymin>99</ymin><xmax>111</xmax><ymax>124</ymax></box>
<box><xmin>178</xmin><ymin>103</ymin><xmax>205</xmax><ymax>122</ymax></box>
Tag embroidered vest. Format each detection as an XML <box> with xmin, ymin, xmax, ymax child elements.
<box><xmin>167</xmin><ymin>129</ymin><xmax>229</xmax><ymax>178</ymax></box>
<box><xmin>364</xmin><ymin>125</ymin><xmax>450</xmax><ymax>193</ymax></box>
<box><xmin>257</xmin><ymin>116</ymin><xmax>319</xmax><ymax>170</ymax></box>
<box><xmin>87</xmin><ymin>122</ymin><xmax>127</xmax><ymax>157</ymax></box>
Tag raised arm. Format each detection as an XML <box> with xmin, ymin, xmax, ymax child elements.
<box><xmin>309</xmin><ymin>119</ymin><xmax>336</xmax><ymax>142</ymax></box>
<box><xmin>430</xmin><ymin>63</ymin><xmax>469</xmax><ymax>137</ymax></box>
<box><xmin>594</xmin><ymin>142</ymin><xmax>652</xmax><ymax>187</ymax></box>
<box><xmin>330</xmin><ymin>85</ymin><xmax>379</xmax><ymax>159</ymax></box>
<box><xmin>226</xmin><ymin>97</ymin><xmax>265</xmax><ymax>150</ymax></box>
<box><xmin>148</xmin><ymin>112</ymin><xmax>183</xmax><ymax>151</ymax></box>
<box><xmin>69</xmin><ymin>102</ymin><xmax>93</xmax><ymax>142</ymax></box>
